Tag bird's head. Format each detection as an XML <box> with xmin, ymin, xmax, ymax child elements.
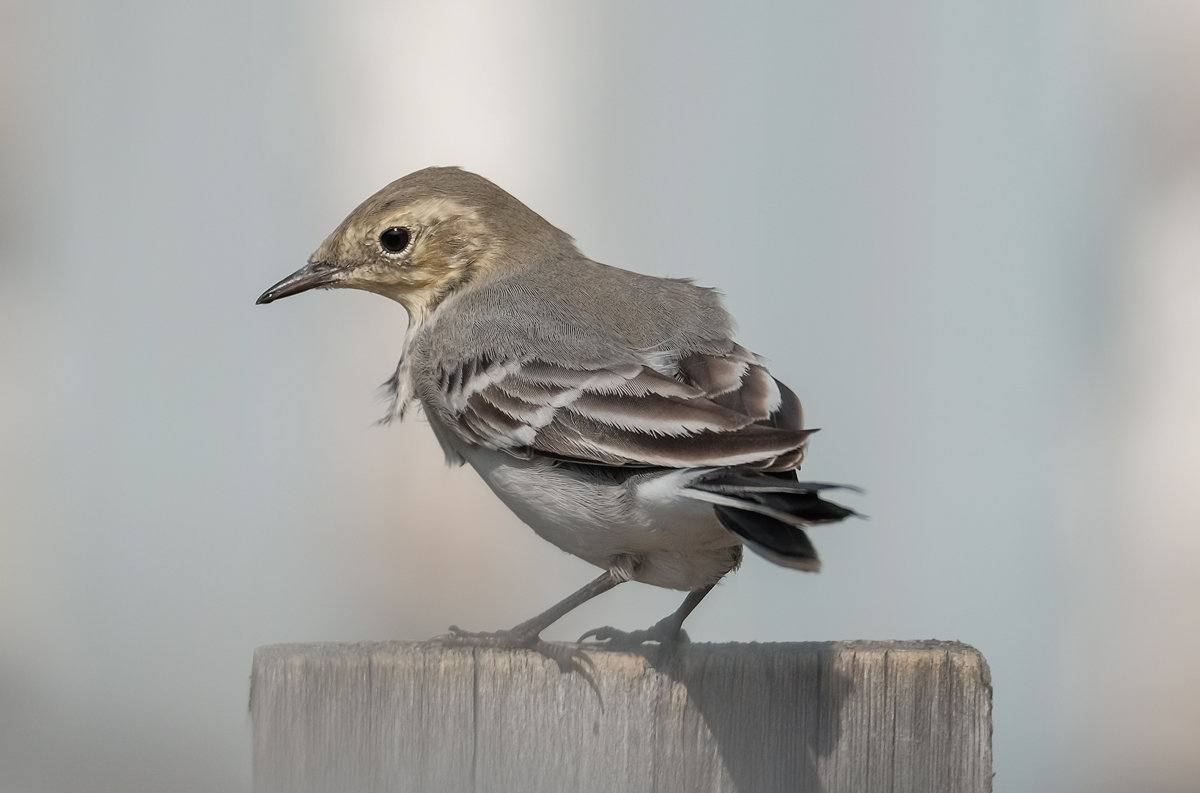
<box><xmin>256</xmin><ymin>167</ymin><xmax>572</xmax><ymax>320</ymax></box>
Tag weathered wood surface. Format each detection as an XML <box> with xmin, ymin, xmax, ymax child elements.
<box><xmin>251</xmin><ymin>640</ymin><xmax>991</xmax><ymax>793</ymax></box>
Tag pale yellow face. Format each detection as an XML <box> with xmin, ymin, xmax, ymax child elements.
<box><xmin>258</xmin><ymin>166</ymin><xmax>575</xmax><ymax>317</ymax></box>
<box><xmin>258</xmin><ymin>195</ymin><xmax>497</xmax><ymax>319</ymax></box>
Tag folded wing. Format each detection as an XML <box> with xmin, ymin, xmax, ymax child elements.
<box><xmin>432</xmin><ymin>345</ymin><xmax>813</xmax><ymax>471</ymax></box>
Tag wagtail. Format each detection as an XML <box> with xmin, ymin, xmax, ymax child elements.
<box><xmin>258</xmin><ymin>167</ymin><xmax>857</xmax><ymax>649</ymax></box>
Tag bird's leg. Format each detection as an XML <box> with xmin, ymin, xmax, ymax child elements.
<box><xmin>579</xmin><ymin>584</ymin><xmax>715</xmax><ymax>648</ymax></box>
<box><xmin>439</xmin><ymin>568</ymin><xmax>624</xmax><ymax>649</ymax></box>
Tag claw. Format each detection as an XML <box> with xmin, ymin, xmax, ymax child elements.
<box><xmin>578</xmin><ymin>624</ymin><xmax>690</xmax><ymax>649</ymax></box>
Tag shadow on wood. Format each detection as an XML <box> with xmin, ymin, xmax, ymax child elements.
<box><xmin>250</xmin><ymin>640</ymin><xmax>991</xmax><ymax>793</ymax></box>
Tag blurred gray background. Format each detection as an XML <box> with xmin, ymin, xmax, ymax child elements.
<box><xmin>3</xmin><ymin>1</ymin><xmax>1198</xmax><ymax>791</ymax></box>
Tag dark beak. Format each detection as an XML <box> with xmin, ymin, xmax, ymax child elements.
<box><xmin>256</xmin><ymin>261</ymin><xmax>341</xmax><ymax>305</ymax></box>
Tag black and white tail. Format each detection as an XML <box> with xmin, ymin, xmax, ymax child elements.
<box><xmin>684</xmin><ymin>470</ymin><xmax>860</xmax><ymax>571</ymax></box>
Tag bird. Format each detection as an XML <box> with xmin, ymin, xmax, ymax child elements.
<box><xmin>257</xmin><ymin>167</ymin><xmax>857</xmax><ymax>651</ymax></box>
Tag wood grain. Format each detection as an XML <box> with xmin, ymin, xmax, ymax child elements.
<box><xmin>251</xmin><ymin>641</ymin><xmax>991</xmax><ymax>793</ymax></box>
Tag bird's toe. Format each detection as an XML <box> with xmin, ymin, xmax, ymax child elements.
<box><xmin>579</xmin><ymin>623</ymin><xmax>690</xmax><ymax>648</ymax></box>
<box><xmin>432</xmin><ymin>624</ymin><xmax>541</xmax><ymax>649</ymax></box>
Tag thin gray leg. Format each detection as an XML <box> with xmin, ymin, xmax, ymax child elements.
<box><xmin>579</xmin><ymin>584</ymin><xmax>716</xmax><ymax>647</ymax></box>
<box><xmin>442</xmin><ymin>570</ymin><xmax>623</xmax><ymax>648</ymax></box>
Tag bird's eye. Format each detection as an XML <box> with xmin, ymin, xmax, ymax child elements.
<box><xmin>379</xmin><ymin>227</ymin><xmax>411</xmax><ymax>254</ymax></box>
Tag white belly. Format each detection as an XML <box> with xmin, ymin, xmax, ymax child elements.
<box><xmin>462</xmin><ymin>447</ymin><xmax>742</xmax><ymax>591</ymax></box>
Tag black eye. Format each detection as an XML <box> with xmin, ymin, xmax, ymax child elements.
<box><xmin>379</xmin><ymin>226</ymin><xmax>411</xmax><ymax>254</ymax></box>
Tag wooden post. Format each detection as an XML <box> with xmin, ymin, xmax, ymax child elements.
<box><xmin>251</xmin><ymin>641</ymin><xmax>991</xmax><ymax>793</ymax></box>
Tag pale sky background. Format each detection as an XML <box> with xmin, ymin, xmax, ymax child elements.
<box><xmin>2</xmin><ymin>1</ymin><xmax>1198</xmax><ymax>792</ymax></box>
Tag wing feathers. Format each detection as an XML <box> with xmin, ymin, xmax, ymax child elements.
<box><xmin>463</xmin><ymin>393</ymin><xmax>539</xmax><ymax>447</ymax></box>
<box><xmin>432</xmin><ymin>349</ymin><xmax>811</xmax><ymax>469</ymax></box>
<box><xmin>566</xmin><ymin>391</ymin><xmax>753</xmax><ymax>436</ymax></box>
<box><xmin>676</xmin><ymin>354</ymin><xmax>749</xmax><ymax>397</ymax></box>
<box><xmin>548</xmin><ymin>412</ymin><xmax>814</xmax><ymax>468</ymax></box>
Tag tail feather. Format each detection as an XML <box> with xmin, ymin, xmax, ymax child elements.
<box><xmin>685</xmin><ymin>470</ymin><xmax>860</xmax><ymax>571</ymax></box>
<box><xmin>713</xmin><ymin>506</ymin><xmax>822</xmax><ymax>571</ymax></box>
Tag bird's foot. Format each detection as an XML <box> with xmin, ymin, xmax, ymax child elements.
<box><xmin>432</xmin><ymin>625</ymin><xmax>598</xmax><ymax>682</ymax></box>
<box><xmin>436</xmin><ymin>624</ymin><xmax>540</xmax><ymax>649</ymax></box>
<box><xmin>578</xmin><ymin>621</ymin><xmax>690</xmax><ymax>650</ymax></box>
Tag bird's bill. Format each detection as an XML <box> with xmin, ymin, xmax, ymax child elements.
<box><xmin>256</xmin><ymin>261</ymin><xmax>342</xmax><ymax>304</ymax></box>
